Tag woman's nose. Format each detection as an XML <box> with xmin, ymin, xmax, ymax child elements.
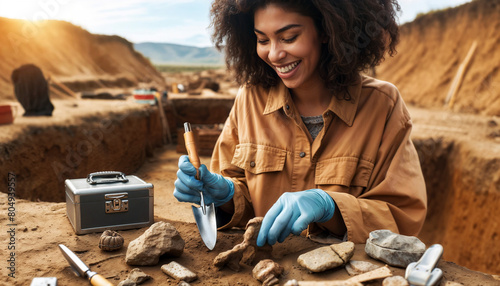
<box><xmin>268</xmin><ymin>43</ymin><xmax>286</xmax><ymax>62</ymax></box>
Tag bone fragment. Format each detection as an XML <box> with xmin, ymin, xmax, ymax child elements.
<box><xmin>213</xmin><ymin>217</ymin><xmax>263</xmax><ymax>271</ymax></box>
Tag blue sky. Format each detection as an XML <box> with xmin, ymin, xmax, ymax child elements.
<box><xmin>0</xmin><ymin>0</ymin><xmax>472</xmax><ymax>47</ymax></box>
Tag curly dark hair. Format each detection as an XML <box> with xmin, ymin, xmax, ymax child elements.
<box><xmin>210</xmin><ymin>0</ymin><xmax>400</xmax><ymax>98</ymax></box>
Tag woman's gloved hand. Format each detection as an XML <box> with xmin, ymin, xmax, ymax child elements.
<box><xmin>256</xmin><ymin>189</ymin><xmax>335</xmax><ymax>246</ymax></box>
<box><xmin>174</xmin><ymin>155</ymin><xmax>234</xmax><ymax>207</ymax></box>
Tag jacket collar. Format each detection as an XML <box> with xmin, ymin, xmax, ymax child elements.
<box><xmin>263</xmin><ymin>77</ymin><xmax>362</xmax><ymax>127</ymax></box>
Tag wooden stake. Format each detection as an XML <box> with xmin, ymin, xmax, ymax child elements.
<box><xmin>444</xmin><ymin>40</ymin><xmax>478</xmax><ymax>108</ymax></box>
<box><xmin>156</xmin><ymin>92</ymin><xmax>172</xmax><ymax>144</ymax></box>
<box><xmin>49</xmin><ymin>85</ymin><xmax>72</xmax><ymax>98</ymax></box>
<box><xmin>48</xmin><ymin>76</ymin><xmax>78</xmax><ymax>98</ymax></box>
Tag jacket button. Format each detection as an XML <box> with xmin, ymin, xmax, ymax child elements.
<box><xmin>250</xmin><ymin>161</ymin><xmax>256</xmax><ymax>167</ymax></box>
<box><xmin>299</xmin><ymin>152</ymin><xmax>306</xmax><ymax>158</ymax></box>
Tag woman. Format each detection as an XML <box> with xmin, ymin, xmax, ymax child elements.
<box><xmin>174</xmin><ymin>0</ymin><xmax>427</xmax><ymax>246</ymax></box>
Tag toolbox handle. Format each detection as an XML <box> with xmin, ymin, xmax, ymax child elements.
<box><xmin>87</xmin><ymin>171</ymin><xmax>129</xmax><ymax>185</ymax></box>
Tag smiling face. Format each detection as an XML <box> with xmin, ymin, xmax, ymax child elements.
<box><xmin>254</xmin><ymin>4</ymin><xmax>324</xmax><ymax>91</ymax></box>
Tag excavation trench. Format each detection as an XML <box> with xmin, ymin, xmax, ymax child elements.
<box><xmin>0</xmin><ymin>99</ymin><xmax>498</xmax><ymax>275</ymax></box>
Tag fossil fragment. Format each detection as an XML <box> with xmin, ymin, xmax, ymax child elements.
<box><xmin>252</xmin><ymin>259</ymin><xmax>283</xmax><ymax>286</ymax></box>
<box><xmin>99</xmin><ymin>230</ymin><xmax>124</xmax><ymax>251</ymax></box>
<box><xmin>213</xmin><ymin>217</ymin><xmax>263</xmax><ymax>271</ymax></box>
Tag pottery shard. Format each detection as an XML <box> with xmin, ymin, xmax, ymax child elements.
<box><xmin>365</xmin><ymin>230</ymin><xmax>426</xmax><ymax>268</ymax></box>
<box><xmin>297</xmin><ymin>241</ymin><xmax>355</xmax><ymax>273</ymax></box>
<box><xmin>161</xmin><ymin>261</ymin><xmax>198</xmax><ymax>283</ymax></box>
<box><xmin>126</xmin><ymin>221</ymin><xmax>185</xmax><ymax>266</ymax></box>
<box><xmin>345</xmin><ymin>260</ymin><xmax>380</xmax><ymax>276</ymax></box>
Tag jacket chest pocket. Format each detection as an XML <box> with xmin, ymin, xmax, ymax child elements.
<box><xmin>231</xmin><ymin>143</ymin><xmax>287</xmax><ymax>174</ymax></box>
<box><xmin>315</xmin><ymin>157</ymin><xmax>373</xmax><ymax>190</ymax></box>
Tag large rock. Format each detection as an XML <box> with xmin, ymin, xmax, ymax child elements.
<box><xmin>126</xmin><ymin>221</ymin><xmax>185</xmax><ymax>265</ymax></box>
<box><xmin>297</xmin><ymin>241</ymin><xmax>355</xmax><ymax>272</ymax></box>
<box><xmin>365</xmin><ymin>230</ymin><xmax>425</xmax><ymax>268</ymax></box>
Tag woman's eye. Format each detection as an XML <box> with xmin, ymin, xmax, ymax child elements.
<box><xmin>282</xmin><ymin>35</ymin><xmax>298</xmax><ymax>43</ymax></box>
<box><xmin>257</xmin><ymin>39</ymin><xmax>269</xmax><ymax>44</ymax></box>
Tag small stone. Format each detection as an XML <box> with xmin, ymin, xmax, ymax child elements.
<box><xmin>345</xmin><ymin>260</ymin><xmax>380</xmax><ymax>276</ymax></box>
<box><xmin>330</xmin><ymin>241</ymin><xmax>355</xmax><ymax>263</ymax></box>
<box><xmin>118</xmin><ymin>279</ymin><xmax>135</xmax><ymax>286</ymax></box>
<box><xmin>177</xmin><ymin>282</ymin><xmax>191</xmax><ymax>286</ymax></box>
<box><xmin>252</xmin><ymin>259</ymin><xmax>283</xmax><ymax>286</ymax></box>
<box><xmin>126</xmin><ymin>222</ymin><xmax>185</xmax><ymax>266</ymax></box>
<box><xmin>128</xmin><ymin>268</ymin><xmax>151</xmax><ymax>284</ymax></box>
<box><xmin>365</xmin><ymin>230</ymin><xmax>426</xmax><ymax>268</ymax></box>
<box><xmin>118</xmin><ymin>268</ymin><xmax>151</xmax><ymax>286</ymax></box>
<box><xmin>383</xmin><ymin>276</ymin><xmax>409</xmax><ymax>286</ymax></box>
<box><xmin>161</xmin><ymin>261</ymin><xmax>198</xmax><ymax>283</ymax></box>
<box><xmin>297</xmin><ymin>246</ymin><xmax>344</xmax><ymax>272</ymax></box>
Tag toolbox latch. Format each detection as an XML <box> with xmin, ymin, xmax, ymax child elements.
<box><xmin>105</xmin><ymin>193</ymin><xmax>129</xmax><ymax>213</ymax></box>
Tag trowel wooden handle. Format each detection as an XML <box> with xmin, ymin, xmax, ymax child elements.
<box><xmin>184</xmin><ymin>122</ymin><xmax>200</xmax><ymax>179</ymax></box>
<box><xmin>90</xmin><ymin>274</ymin><xmax>114</xmax><ymax>286</ymax></box>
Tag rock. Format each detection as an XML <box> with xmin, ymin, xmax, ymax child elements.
<box><xmin>382</xmin><ymin>276</ymin><xmax>409</xmax><ymax>286</ymax></box>
<box><xmin>365</xmin><ymin>230</ymin><xmax>426</xmax><ymax>268</ymax></box>
<box><xmin>177</xmin><ymin>282</ymin><xmax>191</xmax><ymax>286</ymax></box>
<box><xmin>118</xmin><ymin>268</ymin><xmax>151</xmax><ymax>286</ymax></box>
<box><xmin>330</xmin><ymin>241</ymin><xmax>355</xmax><ymax>262</ymax></box>
<box><xmin>345</xmin><ymin>260</ymin><xmax>380</xmax><ymax>276</ymax></box>
<box><xmin>298</xmin><ymin>246</ymin><xmax>343</xmax><ymax>272</ymax></box>
<box><xmin>297</xmin><ymin>242</ymin><xmax>355</xmax><ymax>273</ymax></box>
<box><xmin>125</xmin><ymin>221</ymin><xmax>185</xmax><ymax>266</ymax></box>
<box><xmin>252</xmin><ymin>259</ymin><xmax>284</xmax><ymax>286</ymax></box>
<box><xmin>161</xmin><ymin>261</ymin><xmax>198</xmax><ymax>283</ymax></box>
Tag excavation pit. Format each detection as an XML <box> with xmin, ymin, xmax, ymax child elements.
<box><xmin>1</xmin><ymin>99</ymin><xmax>499</xmax><ymax>278</ymax></box>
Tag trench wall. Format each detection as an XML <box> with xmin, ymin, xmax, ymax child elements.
<box><xmin>414</xmin><ymin>137</ymin><xmax>500</xmax><ymax>274</ymax></box>
<box><xmin>0</xmin><ymin>106</ymin><xmax>164</xmax><ymax>202</ymax></box>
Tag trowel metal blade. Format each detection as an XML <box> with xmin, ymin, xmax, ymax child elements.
<box><xmin>192</xmin><ymin>202</ymin><xmax>217</xmax><ymax>250</ymax></box>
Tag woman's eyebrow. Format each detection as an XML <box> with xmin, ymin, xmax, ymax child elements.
<box><xmin>254</xmin><ymin>24</ymin><xmax>302</xmax><ymax>35</ymax></box>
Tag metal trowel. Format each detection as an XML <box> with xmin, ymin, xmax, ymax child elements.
<box><xmin>184</xmin><ymin>122</ymin><xmax>217</xmax><ymax>250</ymax></box>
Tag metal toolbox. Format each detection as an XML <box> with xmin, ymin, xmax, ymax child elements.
<box><xmin>65</xmin><ymin>171</ymin><xmax>154</xmax><ymax>235</ymax></box>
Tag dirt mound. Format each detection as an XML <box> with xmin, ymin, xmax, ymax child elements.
<box><xmin>377</xmin><ymin>0</ymin><xmax>500</xmax><ymax>115</ymax></box>
<box><xmin>0</xmin><ymin>18</ymin><xmax>165</xmax><ymax>101</ymax></box>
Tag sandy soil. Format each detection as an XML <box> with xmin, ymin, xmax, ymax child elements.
<box><xmin>0</xmin><ymin>144</ymin><xmax>498</xmax><ymax>286</ymax></box>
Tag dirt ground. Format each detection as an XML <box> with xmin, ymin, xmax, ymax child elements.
<box><xmin>1</xmin><ymin>97</ymin><xmax>500</xmax><ymax>285</ymax></box>
<box><xmin>0</xmin><ymin>144</ymin><xmax>498</xmax><ymax>286</ymax></box>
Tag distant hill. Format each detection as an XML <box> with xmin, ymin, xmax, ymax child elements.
<box><xmin>0</xmin><ymin>18</ymin><xmax>165</xmax><ymax>101</ymax></box>
<box><xmin>377</xmin><ymin>0</ymin><xmax>500</xmax><ymax>115</ymax></box>
<box><xmin>134</xmin><ymin>42</ymin><xmax>224</xmax><ymax>66</ymax></box>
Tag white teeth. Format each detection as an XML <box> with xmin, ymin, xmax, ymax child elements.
<box><xmin>276</xmin><ymin>61</ymin><xmax>299</xmax><ymax>73</ymax></box>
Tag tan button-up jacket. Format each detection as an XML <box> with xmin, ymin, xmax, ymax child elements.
<box><xmin>210</xmin><ymin>76</ymin><xmax>427</xmax><ymax>243</ymax></box>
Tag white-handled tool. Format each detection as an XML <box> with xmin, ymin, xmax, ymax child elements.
<box><xmin>405</xmin><ymin>244</ymin><xmax>444</xmax><ymax>286</ymax></box>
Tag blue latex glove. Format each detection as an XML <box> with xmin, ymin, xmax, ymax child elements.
<box><xmin>174</xmin><ymin>155</ymin><xmax>234</xmax><ymax>207</ymax></box>
<box><xmin>256</xmin><ymin>189</ymin><xmax>335</xmax><ymax>246</ymax></box>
